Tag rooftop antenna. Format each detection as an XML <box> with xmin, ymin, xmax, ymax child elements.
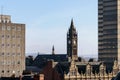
<box><xmin>1</xmin><ymin>6</ymin><xmax>3</xmax><ymax>21</ymax></box>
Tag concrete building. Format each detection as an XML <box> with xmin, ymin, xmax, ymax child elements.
<box><xmin>64</xmin><ymin>60</ymin><xmax>118</xmax><ymax>80</ymax></box>
<box><xmin>0</xmin><ymin>15</ymin><xmax>25</xmax><ymax>77</ymax></box>
<box><xmin>98</xmin><ymin>0</ymin><xmax>120</xmax><ymax>65</ymax></box>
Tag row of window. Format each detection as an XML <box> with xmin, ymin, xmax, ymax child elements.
<box><xmin>1</xmin><ymin>70</ymin><xmax>20</xmax><ymax>74</ymax></box>
<box><xmin>0</xmin><ymin>61</ymin><xmax>20</xmax><ymax>65</ymax></box>
<box><xmin>98</xmin><ymin>46</ymin><xmax>117</xmax><ymax>49</ymax></box>
<box><xmin>0</xmin><ymin>53</ymin><xmax>21</xmax><ymax>56</ymax></box>
<box><xmin>1</xmin><ymin>26</ymin><xmax>21</xmax><ymax>31</ymax></box>
<box><xmin>0</xmin><ymin>19</ymin><xmax>10</xmax><ymax>23</ymax></box>
<box><xmin>1</xmin><ymin>44</ymin><xmax>21</xmax><ymax>47</ymax></box>
<box><xmin>1</xmin><ymin>35</ymin><xmax>21</xmax><ymax>38</ymax></box>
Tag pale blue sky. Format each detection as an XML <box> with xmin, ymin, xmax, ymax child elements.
<box><xmin>0</xmin><ymin>0</ymin><xmax>98</xmax><ymax>58</ymax></box>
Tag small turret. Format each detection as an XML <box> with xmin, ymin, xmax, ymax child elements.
<box><xmin>113</xmin><ymin>60</ymin><xmax>119</xmax><ymax>75</ymax></box>
<box><xmin>52</xmin><ymin>45</ymin><xmax>55</xmax><ymax>55</ymax></box>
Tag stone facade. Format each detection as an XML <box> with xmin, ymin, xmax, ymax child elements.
<box><xmin>0</xmin><ymin>15</ymin><xmax>25</xmax><ymax>77</ymax></box>
<box><xmin>64</xmin><ymin>60</ymin><xmax>119</xmax><ymax>80</ymax></box>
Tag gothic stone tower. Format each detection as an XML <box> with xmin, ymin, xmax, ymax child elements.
<box><xmin>67</xmin><ymin>19</ymin><xmax>78</xmax><ymax>61</ymax></box>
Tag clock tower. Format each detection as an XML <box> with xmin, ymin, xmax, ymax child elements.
<box><xmin>67</xmin><ymin>19</ymin><xmax>78</xmax><ymax>61</ymax></box>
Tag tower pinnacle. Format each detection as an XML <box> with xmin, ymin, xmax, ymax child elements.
<box><xmin>70</xmin><ymin>19</ymin><xmax>75</xmax><ymax>29</ymax></box>
<box><xmin>52</xmin><ymin>45</ymin><xmax>55</xmax><ymax>55</ymax></box>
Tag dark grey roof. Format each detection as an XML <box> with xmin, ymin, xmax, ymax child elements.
<box><xmin>32</xmin><ymin>54</ymin><xmax>68</xmax><ymax>68</ymax></box>
<box><xmin>26</xmin><ymin>66</ymin><xmax>41</xmax><ymax>73</ymax></box>
<box><xmin>114</xmin><ymin>72</ymin><xmax>120</xmax><ymax>80</ymax></box>
<box><xmin>35</xmin><ymin>54</ymin><xmax>67</xmax><ymax>61</ymax></box>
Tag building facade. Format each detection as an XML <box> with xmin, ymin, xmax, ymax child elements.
<box><xmin>0</xmin><ymin>15</ymin><xmax>25</xmax><ymax>77</ymax></box>
<box><xmin>64</xmin><ymin>60</ymin><xmax>118</xmax><ymax>80</ymax></box>
<box><xmin>98</xmin><ymin>0</ymin><xmax>120</xmax><ymax>65</ymax></box>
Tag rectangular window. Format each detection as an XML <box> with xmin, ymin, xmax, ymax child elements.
<box><xmin>12</xmin><ymin>26</ymin><xmax>16</xmax><ymax>31</ymax></box>
<box><xmin>2</xmin><ymin>70</ymin><xmax>4</xmax><ymax>73</ymax></box>
<box><xmin>2</xmin><ymin>35</ymin><xmax>4</xmax><ymax>38</ymax></box>
<box><xmin>17</xmin><ymin>27</ymin><xmax>21</xmax><ymax>31</ymax></box>
<box><xmin>18</xmin><ymin>61</ymin><xmax>20</xmax><ymax>64</ymax></box>
<box><xmin>2</xmin><ymin>25</ymin><xmax>5</xmax><ymax>30</ymax></box>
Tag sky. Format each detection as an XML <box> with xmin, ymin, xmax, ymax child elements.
<box><xmin>0</xmin><ymin>0</ymin><xmax>98</xmax><ymax>58</ymax></box>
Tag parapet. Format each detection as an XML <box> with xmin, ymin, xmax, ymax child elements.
<box><xmin>0</xmin><ymin>15</ymin><xmax>11</xmax><ymax>23</ymax></box>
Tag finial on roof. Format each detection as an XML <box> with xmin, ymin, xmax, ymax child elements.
<box><xmin>70</xmin><ymin>18</ymin><xmax>74</xmax><ymax>27</ymax></box>
<box><xmin>0</xmin><ymin>6</ymin><xmax>3</xmax><ymax>22</ymax></box>
<box><xmin>52</xmin><ymin>45</ymin><xmax>55</xmax><ymax>55</ymax></box>
<box><xmin>37</xmin><ymin>52</ymin><xmax>40</xmax><ymax>55</ymax></box>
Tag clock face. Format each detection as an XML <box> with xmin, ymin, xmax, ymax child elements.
<box><xmin>7</xmin><ymin>26</ymin><xmax>11</xmax><ymax>30</ymax></box>
<box><xmin>67</xmin><ymin>35</ymin><xmax>69</xmax><ymax>38</ymax></box>
<box><xmin>68</xmin><ymin>40</ymin><xmax>71</xmax><ymax>44</ymax></box>
<box><xmin>73</xmin><ymin>40</ymin><xmax>76</xmax><ymax>45</ymax></box>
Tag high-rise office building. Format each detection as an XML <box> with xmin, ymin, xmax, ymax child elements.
<box><xmin>98</xmin><ymin>0</ymin><xmax>120</xmax><ymax>65</ymax></box>
<box><xmin>0</xmin><ymin>15</ymin><xmax>25</xmax><ymax>77</ymax></box>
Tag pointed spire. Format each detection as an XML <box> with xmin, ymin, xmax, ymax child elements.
<box><xmin>113</xmin><ymin>59</ymin><xmax>118</xmax><ymax>68</ymax></box>
<box><xmin>70</xmin><ymin>18</ymin><xmax>75</xmax><ymax>29</ymax></box>
<box><xmin>52</xmin><ymin>45</ymin><xmax>55</xmax><ymax>55</ymax></box>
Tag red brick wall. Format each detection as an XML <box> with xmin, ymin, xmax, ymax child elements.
<box><xmin>42</xmin><ymin>61</ymin><xmax>63</xmax><ymax>80</ymax></box>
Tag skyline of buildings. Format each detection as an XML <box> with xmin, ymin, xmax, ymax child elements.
<box><xmin>28</xmin><ymin>19</ymin><xmax>118</xmax><ymax>80</ymax></box>
<box><xmin>0</xmin><ymin>1</ymin><xmax>97</xmax><ymax>57</ymax></box>
<box><xmin>0</xmin><ymin>0</ymin><xmax>119</xmax><ymax>79</ymax></box>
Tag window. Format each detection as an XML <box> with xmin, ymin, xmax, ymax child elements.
<box><xmin>7</xmin><ymin>53</ymin><xmax>10</xmax><ymax>56</ymax></box>
<box><xmin>2</xmin><ymin>53</ymin><xmax>4</xmax><ymax>55</ymax></box>
<box><xmin>2</xmin><ymin>70</ymin><xmax>4</xmax><ymax>73</ymax></box>
<box><xmin>7</xmin><ymin>35</ymin><xmax>10</xmax><ymax>38</ymax></box>
<box><xmin>12</xmin><ymin>53</ymin><xmax>15</xmax><ymax>56</ymax></box>
<box><xmin>17</xmin><ymin>35</ymin><xmax>21</xmax><ymax>38</ymax></box>
<box><xmin>7</xmin><ymin>61</ymin><xmax>11</xmax><ymax>65</ymax></box>
<box><xmin>18</xmin><ymin>44</ymin><xmax>20</xmax><ymax>47</ymax></box>
<box><xmin>7</xmin><ymin>70</ymin><xmax>9</xmax><ymax>73</ymax></box>
<box><xmin>1</xmin><ymin>61</ymin><xmax>4</xmax><ymax>65</ymax></box>
<box><xmin>12</xmin><ymin>44</ymin><xmax>15</xmax><ymax>47</ymax></box>
<box><xmin>12</xmin><ymin>35</ymin><xmax>15</xmax><ymax>38</ymax></box>
<box><xmin>2</xmin><ymin>35</ymin><xmax>4</xmax><ymax>38</ymax></box>
<box><xmin>2</xmin><ymin>44</ymin><xmax>4</xmax><ymax>47</ymax></box>
<box><xmin>7</xmin><ymin>44</ymin><xmax>10</xmax><ymax>47</ymax></box>
<box><xmin>12</xmin><ymin>26</ymin><xmax>16</xmax><ymax>31</ymax></box>
<box><xmin>18</xmin><ymin>61</ymin><xmax>20</xmax><ymax>64</ymax></box>
<box><xmin>2</xmin><ymin>25</ymin><xmax>5</xmax><ymax>30</ymax></box>
<box><xmin>7</xmin><ymin>26</ymin><xmax>10</xmax><ymax>30</ymax></box>
<box><xmin>18</xmin><ymin>53</ymin><xmax>20</xmax><ymax>56</ymax></box>
<box><xmin>18</xmin><ymin>71</ymin><xmax>20</xmax><ymax>73</ymax></box>
<box><xmin>17</xmin><ymin>27</ymin><xmax>21</xmax><ymax>31</ymax></box>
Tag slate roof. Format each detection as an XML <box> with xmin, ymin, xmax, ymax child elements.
<box><xmin>114</xmin><ymin>72</ymin><xmax>120</xmax><ymax>80</ymax></box>
<box><xmin>32</xmin><ymin>54</ymin><xmax>68</xmax><ymax>68</ymax></box>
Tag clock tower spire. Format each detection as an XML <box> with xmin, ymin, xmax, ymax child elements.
<box><xmin>67</xmin><ymin>19</ymin><xmax>78</xmax><ymax>61</ymax></box>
